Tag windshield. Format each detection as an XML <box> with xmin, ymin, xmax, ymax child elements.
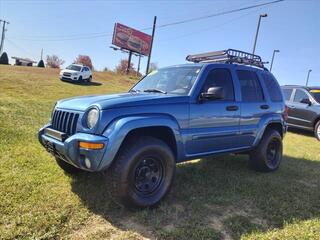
<box><xmin>132</xmin><ymin>66</ymin><xmax>202</xmax><ymax>95</ymax></box>
<box><xmin>310</xmin><ymin>89</ymin><xmax>320</xmax><ymax>103</ymax></box>
<box><xmin>66</xmin><ymin>65</ymin><xmax>81</xmax><ymax>71</ymax></box>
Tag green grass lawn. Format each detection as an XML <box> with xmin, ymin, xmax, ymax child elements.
<box><xmin>0</xmin><ymin>65</ymin><xmax>319</xmax><ymax>240</ymax></box>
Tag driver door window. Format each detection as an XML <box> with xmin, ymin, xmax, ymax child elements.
<box><xmin>294</xmin><ymin>89</ymin><xmax>309</xmax><ymax>103</ymax></box>
<box><xmin>202</xmin><ymin>68</ymin><xmax>235</xmax><ymax>101</ymax></box>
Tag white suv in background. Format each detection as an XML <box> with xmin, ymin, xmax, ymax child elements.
<box><xmin>60</xmin><ymin>64</ymin><xmax>92</xmax><ymax>82</ymax></box>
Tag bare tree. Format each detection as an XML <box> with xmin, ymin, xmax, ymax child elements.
<box><xmin>46</xmin><ymin>55</ymin><xmax>65</xmax><ymax>68</ymax></box>
<box><xmin>115</xmin><ymin>59</ymin><xmax>136</xmax><ymax>75</ymax></box>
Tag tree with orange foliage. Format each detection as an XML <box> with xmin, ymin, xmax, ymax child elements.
<box><xmin>74</xmin><ymin>55</ymin><xmax>93</xmax><ymax>70</ymax></box>
<box><xmin>115</xmin><ymin>59</ymin><xmax>136</xmax><ymax>75</ymax></box>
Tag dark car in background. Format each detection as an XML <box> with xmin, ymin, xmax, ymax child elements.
<box><xmin>281</xmin><ymin>85</ymin><xmax>320</xmax><ymax>140</ymax></box>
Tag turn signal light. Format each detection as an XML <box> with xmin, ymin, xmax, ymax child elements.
<box><xmin>79</xmin><ymin>142</ymin><xmax>104</xmax><ymax>150</ymax></box>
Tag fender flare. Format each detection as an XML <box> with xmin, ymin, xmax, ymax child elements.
<box><xmin>98</xmin><ymin>114</ymin><xmax>183</xmax><ymax>170</ymax></box>
<box><xmin>253</xmin><ymin>113</ymin><xmax>286</xmax><ymax>147</ymax></box>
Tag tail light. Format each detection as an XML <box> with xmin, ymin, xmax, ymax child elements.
<box><xmin>282</xmin><ymin>105</ymin><xmax>289</xmax><ymax>121</ymax></box>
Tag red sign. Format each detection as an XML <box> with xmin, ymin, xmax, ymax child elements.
<box><xmin>112</xmin><ymin>23</ymin><xmax>152</xmax><ymax>56</ymax></box>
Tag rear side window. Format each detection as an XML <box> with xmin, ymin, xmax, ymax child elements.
<box><xmin>261</xmin><ymin>73</ymin><xmax>283</xmax><ymax>102</ymax></box>
<box><xmin>294</xmin><ymin>89</ymin><xmax>309</xmax><ymax>103</ymax></box>
<box><xmin>282</xmin><ymin>89</ymin><xmax>293</xmax><ymax>101</ymax></box>
<box><xmin>237</xmin><ymin>70</ymin><xmax>264</xmax><ymax>102</ymax></box>
<box><xmin>202</xmin><ymin>68</ymin><xmax>235</xmax><ymax>101</ymax></box>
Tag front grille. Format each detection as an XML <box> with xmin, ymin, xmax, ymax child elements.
<box><xmin>51</xmin><ymin>110</ymin><xmax>79</xmax><ymax>136</ymax></box>
<box><xmin>63</xmin><ymin>72</ymin><xmax>72</xmax><ymax>77</ymax></box>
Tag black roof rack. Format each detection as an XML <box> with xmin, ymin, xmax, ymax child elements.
<box><xmin>186</xmin><ymin>49</ymin><xmax>267</xmax><ymax>70</ymax></box>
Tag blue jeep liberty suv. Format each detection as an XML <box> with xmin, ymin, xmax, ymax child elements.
<box><xmin>39</xmin><ymin>49</ymin><xmax>287</xmax><ymax>208</ymax></box>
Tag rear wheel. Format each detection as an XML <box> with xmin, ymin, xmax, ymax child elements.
<box><xmin>315</xmin><ymin>120</ymin><xmax>320</xmax><ymax>141</ymax></box>
<box><xmin>106</xmin><ymin>136</ymin><xmax>175</xmax><ymax>208</ymax></box>
<box><xmin>55</xmin><ymin>157</ymin><xmax>81</xmax><ymax>174</ymax></box>
<box><xmin>88</xmin><ymin>76</ymin><xmax>92</xmax><ymax>82</ymax></box>
<box><xmin>249</xmin><ymin>129</ymin><xmax>283</xmax><ymax>172</ymax></box>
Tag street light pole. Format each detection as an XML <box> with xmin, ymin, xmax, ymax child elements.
<box><xmin>252</xmin><ymin>13</ymin><xmax>267</xmax><ymax>56</ymax></box>
<box><xmin>270</xmin><ymin>49</ymin><xmax>280</xmax><ymax>72</ymax></box>
<box><xmin>306</xmin><ymin>69</ymin><xmax>312</xmax><ymax>86</ymax></box>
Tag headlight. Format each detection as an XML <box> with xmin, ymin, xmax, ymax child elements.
<box><xmin>86</xmin><ymin>108</ymin><xmax>99</xmax><ymax>129</ymax></box>
<box><xmin>73</xmin><ymin>72</ymin><xmax>79</xmax><ymax>76</ymax></box>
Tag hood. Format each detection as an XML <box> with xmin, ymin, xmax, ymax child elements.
<box><xmin>56</xmin><ymin>92</ymin><xmax>189</xmax><ymax>112</ymax></box>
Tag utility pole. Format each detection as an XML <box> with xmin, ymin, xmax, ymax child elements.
<box><xmin>0</xmin><ymin>19</ymin><xmax>9</xmax><ymax>55</ymax></box>
<box><xmin>41</xmin><ymin>48</ymin><xmax>43</xmax><ymax>60</ymax></box>
<box><xmin>252</xmin><ymin>14</ymin><xmax>267</xmax><ymax>56</ymax></box>
<box><xmin>306</xmin><ymin>69</ymin><xmax>312</xmax><ymax>86</ymax></box>
<box><xmin>146</xmin><ymin>16</ymin><xmax>157</xmax><ymax>75</ymax></box>
<box><xmin>270</xmin><ymin>49</ymin><xmax>280</xmax><ymax>72</ymax></box>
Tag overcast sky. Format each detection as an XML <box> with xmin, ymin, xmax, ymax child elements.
<box><xmin>1</xmin><ymin>0</ymin><xmax>319</xmax><ymax>86</ymax></box>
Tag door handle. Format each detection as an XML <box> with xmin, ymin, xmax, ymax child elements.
<box><xmin>260</xmin><ymin>104</ymin><xmax>270</xmax><ymax>110</ymax></box>
<box><xmin>226</xmin><ymin>105</ymin><xmax>239</xmax><ymax>111</ymax></box>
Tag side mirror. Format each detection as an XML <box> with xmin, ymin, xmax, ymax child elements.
<box><xmin>201</xmin><ymin>87</ymin><xmax>224</xmax><ymax>100</ymax></box>
<box><xmin>300</xmin><ymin>98</ymin><xmax>312</xmax><ymax>105</ymax></box>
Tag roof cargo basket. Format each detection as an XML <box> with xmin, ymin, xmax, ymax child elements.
<box><xmin>186</xmin><ymin>49</ymin><xmax>267</xmax><ymax>70</ymax></box>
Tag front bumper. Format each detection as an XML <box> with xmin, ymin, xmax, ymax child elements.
<box><xmin>38</xmin><ymin>125</ymin><xmax>108</xmax><ymax>171</ymax></box>
<box><xmin>60</xmin><ymin>75</ymin><xmax>79</xmax><ymax>81</ymax></box>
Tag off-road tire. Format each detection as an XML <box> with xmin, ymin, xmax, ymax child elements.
<box><xmin>315</xmin><ymin>120</ymin><xmax>320</xmax><ymax>141</ymax></box>
<box><xmin>55</xmin><ymin>157</ymin><xmax>81</xmax><ymax>174</ymax></box>
<box><xmin>106</xmin><ymin>136</ymin><xmax>176</xmax><ymax>208</ymax></box>
<box><xmin>249</xmin><ymin>129</ymin><xmax>283</xmax><ymax>172</ymax></box>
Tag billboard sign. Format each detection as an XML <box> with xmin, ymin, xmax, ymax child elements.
<box><xmin>112</xmin><ymin>23</ymin><xmax>152</xmax><ymax>56</ymax></box>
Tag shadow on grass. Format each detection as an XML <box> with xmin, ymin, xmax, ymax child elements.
<box><xmin>70</xmin><ymin>154</ymin><xmax>320</xmax><ymax>239</ymax></box>
<box><xmin>62</xmin><ymin>80</ymin><xmax>102</xmax><ymax>86</ymax></box>
<box><xmin>287</xmin><ymin>127</ymin><xmax>315</xmax><ymax>138</ymax></box>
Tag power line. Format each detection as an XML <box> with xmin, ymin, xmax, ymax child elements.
<box><xmin>6</xmin><ymin>38</ymin><xmax>38</xmax><ymax>59</ymax></box>
<box><xmin>10</xmin><ymin>31</ymin><xmax>112</xmax><ymax>40</ymax></box>
<box><xmin>9</xmin><ymin>0</ymin><xmax>259</xmax><ymax>40</ymax></box>
<box><xmin>161</xmin><ymin>7</ymin><xmax>264</xmax><ymax>42</ymax></box>
<box><xmin>156</xmin><ymin>0</ymin><xmax>284</xmax><ymax>29</ymax></box>
<box><xmin>10</xmin><ymin>33</ymin><xmax>112</xmax><ymax>42</ymax></box>
<box><xmin>9</xmin><ymin>0</ymin><xmax>284</xmax><ymax>42</ymax></box>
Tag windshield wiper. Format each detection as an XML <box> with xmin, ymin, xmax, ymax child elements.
<box><xmin>143</xmin><ymin>89</ymin><xmax>167</xmax><ymax>94</ymax></box>
<box><xmin>129</xmin><ymin>89</ymin><xmax>141</xmax><ymax>93</ymax></box>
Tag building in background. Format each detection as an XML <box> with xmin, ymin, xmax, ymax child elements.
<box><xmin>12</xmin><ymin>56</ymin><xmax>37</xmax><ymax>66</ymax></box>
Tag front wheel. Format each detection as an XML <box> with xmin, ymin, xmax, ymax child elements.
<box><xmin>106</xmin><ymin>136</ymin><xmax>176</xmax><ymax>208</ymax></box>
<box><xmin>314</xmin><ymin>120</ymin><xmax>320</xmax><ymax>141</ymax></box>
<box><xmin>249</xmin><ymin>129</ymin><xmax>283</xmax><ymax>172</ymax></box>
